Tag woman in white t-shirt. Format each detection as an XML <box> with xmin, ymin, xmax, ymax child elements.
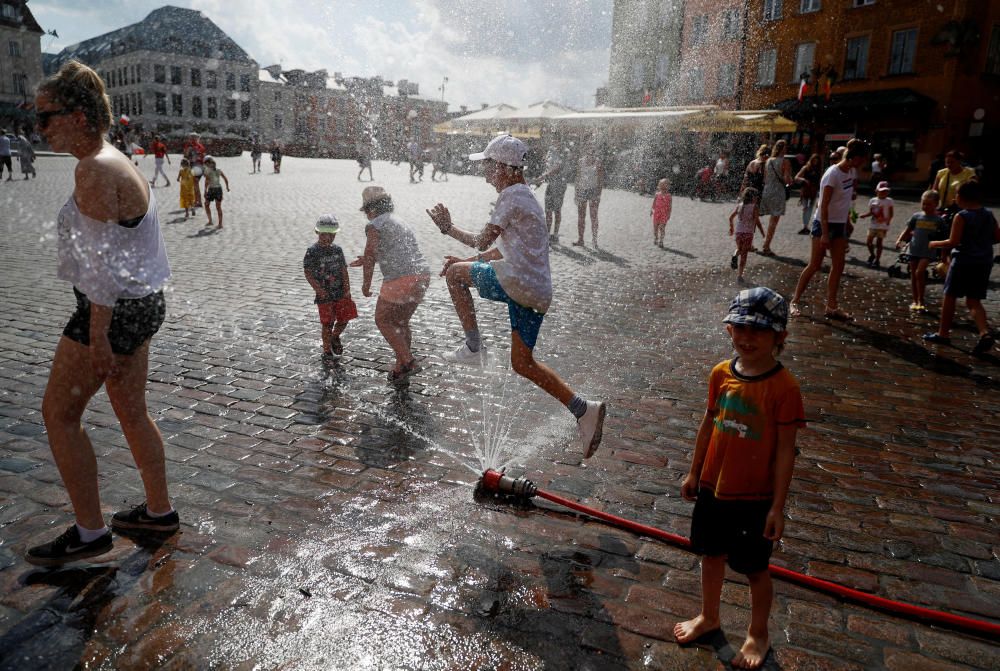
<box><xmin>789</xmin><ymin>139</ymin><xmax>870</xmax><ymax>320</ymax></box>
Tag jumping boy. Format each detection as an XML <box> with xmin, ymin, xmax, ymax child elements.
<box><xmin>426</xmin><ymin>134</ymin><xmax>607</xmax><ymax>458</ymax></box>
<box><xmin>303</xmin><ymin>214</ymin><xmax>358</xmax><ymax>363</ymax></box>
<box><xmin>895</xmin><ymin>190</ymin><xmax>944</xmax><ymax>312</ymax></box>
<box><xmin>923</xmin><ymin>181</ymin><xmax>999</xmax><ymax>354</ymax></box>
<box><xmin>201</xmin><ymin>156</ymin><xmax>230</xmax><ymax>229</ymax></box>
<box><xmin>674</xmin><ymin>287</ymin><xmax>805</xmax><ymax>670</ymax></box>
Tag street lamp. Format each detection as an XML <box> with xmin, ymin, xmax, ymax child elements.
<box><xmin>439</xmin><ymin>77</ymin><xmax>448</xmax><ymax>102</ymax></box>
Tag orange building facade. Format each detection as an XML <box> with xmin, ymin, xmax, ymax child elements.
<box><xmin>739</xmin><ymin>0</ymin><xmax>1000</xmax><ymax>186</ymax></box>
<box><xmin>674</xmin><ymin>0</ymin><xmax>748</xmax><ymax>108</ymax></box>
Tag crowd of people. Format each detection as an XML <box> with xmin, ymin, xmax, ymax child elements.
<box><xmin>14</xmin><ymin>58</ymin><xmax>998</xmax><ymax>671</ymax></box>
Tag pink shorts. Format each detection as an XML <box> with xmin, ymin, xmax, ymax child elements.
<box><xmin>735</xmin><ymin>232</ymin><xmax>755</xmax><ymax>254</ymax></box>
<box><xmin>380</xmin><ymin>274</ymin><xmax>430</xmax><ymax>305</ymax></box>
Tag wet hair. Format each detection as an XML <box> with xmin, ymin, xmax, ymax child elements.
<box><xmin>844</xmin><ymin>138</ymin><xmax>870</xmax><ymax>160</ymax></box>
<box><xmin>740</xmin><ymin>187</ymin><xmax>760</xmax><ymax>204</ymax></box>
<box><xmin>37</xmin><ymin>60</ymin><xmax>112</xmax><ymax>133</ymax></box>
<box><xmin>956</xmin><ymin>180</ymin><xmax>981</xmax><ymax>203</ymax></box>
<box><xmin>772</xmin><ymin>139</ymin><xmax>786</xmax><ymax>157</ymax></box>
<box><xmin>755</xmin><ymin>144</ymin><xmax>770</xmax><ymax>159</ymax></box>
<box><xmin>921</xmin><ymin>189</ymin><xmax>940</xmax><ymax>204</ymax></box>
<box><xmin>363</xmin><ymin>197</ymin><xmax>394</xmax><ymax>217</ymax></box>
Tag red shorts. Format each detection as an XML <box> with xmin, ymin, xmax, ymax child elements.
<box><xmin>317</xmin><ymin>298</ymin><xmax>358</xmax><ymax>326</ymax></box>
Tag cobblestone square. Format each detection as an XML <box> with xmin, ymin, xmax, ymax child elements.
<box><xmin>0</xmin><ymin>155</ymin><xmax>998</xmax><ymax>669</ymax></box>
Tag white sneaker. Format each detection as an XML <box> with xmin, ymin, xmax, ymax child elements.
<box><xmin>578</xmin><ymin>401</ymin><xmax>606</xmax><ymax>459</ymax></box>
<box><xmin>444</xmin><ymin>342</ymin><xmax>489</xmax><ymax>367</ymax></box>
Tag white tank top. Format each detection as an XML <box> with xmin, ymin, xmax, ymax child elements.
<box><xmin>57</xmin><ymin>188</ymin><xmax>171</xmax><ymax>306</ymax></box>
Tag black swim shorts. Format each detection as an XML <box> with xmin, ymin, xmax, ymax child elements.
<box><xmin>690</xmin><ymin>488</ymin><xmax>774</xmax><ymax>575</ymax></box>
<box><xmin>63</xmin><ymin>287</ymin><xmax>166</xmax><ymax>355</ymax></box>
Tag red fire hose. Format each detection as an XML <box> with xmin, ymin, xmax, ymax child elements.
<box><xmin>481</xmin><ymin>470</ymin><xmax>1000</xmax><ymax>640</ymax></box>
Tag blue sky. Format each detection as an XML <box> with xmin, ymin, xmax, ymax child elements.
<box><xmin>30</xmin><ymin>0</ymin><xmax>615</xmax><ymax>110</ymax></box>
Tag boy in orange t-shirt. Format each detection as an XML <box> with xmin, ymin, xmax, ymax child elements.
<box><xmin>674</xmin><ymin>287</ymin><xmax>805</xmax><ymax>670</ymax></box>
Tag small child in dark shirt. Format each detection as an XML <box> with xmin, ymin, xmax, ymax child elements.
<box><xmin>303</xmin><ymin>214</ymin><xmax>358</xmax><ymax>361</ymax></box>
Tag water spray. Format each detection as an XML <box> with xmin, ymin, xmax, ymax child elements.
<box><xmin>476</xmin><ymin>469</ymin><xmax>1000</xmax><ymax>641</ymax></box>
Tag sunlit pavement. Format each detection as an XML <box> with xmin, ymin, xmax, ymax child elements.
<box><xmin>0</xmin><ymin>155</ymin><xmax>998</xmax><ymax>670</ymax></box>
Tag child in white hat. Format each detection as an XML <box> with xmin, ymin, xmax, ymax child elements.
<box><xmin>303</xmin><ymin>214</ymin><xmax>358</xmax><ymax>362</ymax></box>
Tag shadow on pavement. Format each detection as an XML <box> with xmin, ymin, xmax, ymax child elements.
<box><xmin>661</xmin><ymin>246</ymin><xmax>697</xmax><ymax>259</ymax></box>
<box><xmin>589</xmin><ymin>247</ymin><xmax>630</xmax><ymax>267</ymax></box>
<box><xmin>549</xmin><ymin>244</ymin><xmax>596</xmax><ymax>265</ymax></box>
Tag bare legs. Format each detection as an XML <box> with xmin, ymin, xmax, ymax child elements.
<box><xmin>575</xmin><ymin>200</ymin><xmax>600</xmax><ymax>246</ymax></box>
<box><xmin>762</xmin><ymin>215</ymin><xmax>780</xmax><ymax>254</ymax></box>
<box><xmin>790</xmin><ymin>236</ymin><xmax>849</xmax><ymax>316</ymax></box>
<box><xmin>673</xmin><ymin>556</ymin><xmax>772</xmax><ymax>670</ymax></box>
<box><xmin>42</xmin><ymin>337</ymin><xmax>172</xmax><ymax>529</ymax></box>
<box><xmin>375</xmin><ymin>297</ymin><xmax>420</xmax><ymax>369</ymax></box>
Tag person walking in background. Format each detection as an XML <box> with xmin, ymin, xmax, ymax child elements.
<box><xmin>304</xmin><ymin>214</ymin><xmax>358</xmax><ymax>364</ymax></box>
<box><xmin>427</xmin><ymin>134</ymin><xmax>607</xmax><ymax>458</ymax></box>
<box><xmin>674</xmin><ymin>287</ymin><xmax>805</xmax><ymax>671</ymax></box>
<box><xmin>870</xmin><ymin>153</ymin><xmax>885</xmax><ymax>191</ymax></box>
<box><xmin>794</xmin><ymin>154</ymin><xmax>821</xmax><ymax>235</ymax></box>
<box><xmin>250</xmin><ymin>136</ymin><xmax>262</xmax><ymax>174</ymax></box>
<box><xmin>759</xmin><ymin>139</ymin><xmax>792</xmax><ymax>256</ymax></box>
<box><xmin>923</xmin><ymin>181</ymin><xmax>998</xmax><ymax>355</ymax></box>
<box><xmin>535</xmin><ymin>145</ymin><xmax>569</xmax><ymax>242</ymax></box>
<box><xmin>270</xmin><ymin>140</ymin><xmax>282</xmax><ymax>174</ymax></box>
<box><xmin>148</xmin><ymin>134</ymin><xmax>171</xmax><ymax>187</ymax></box>
<box><xmin>0</xmin><ymin>128</ymin><xmax>12</xmax><ymax>181</ymax></box>
<box><xmin>859</xmin><ymin>181</ymin><xmax>894</xmax><ymax>267</ymax></box>
<box><xmin>357</xmin><ymin>143</ymin><xmax>374</xmax><ymax>182</ymax></box>
<box><xmin>573</xmin><ymin>146</ymin><xmax>605</xmax><ymax>247</ymax></box>
<box><xmin>26</xmin><ymin>60</ymin><xmax>177</xmax><ymax>566</ymax></box>
<box><xmin>741</xmin><ymin>145</ymin><xmax>769</xmax><ymax>195</ymax></box>
<box><xmin>201</xmin><ymin>156</ymin><xmax>230</xmax><ymax>229</ymax></box>
<box><xmin>729</xmin><ymin>188</ymin><xmax>766</xmax><ymax>284</ymax></box>
<box><xmin>16</xmin><ymin>127</ymin><xmax>36</xmax><ymax>179</ymax></box>
<box><xmin>651</xmin><ymin>177</ymin><xmax>673</xmax><ymax>248</ymax></box>
<box><xmin>350</xmin><ymin>187</ymin><xmax>431</xmax><ymax>383</ymax></box>
<box><xmin>930</xmin><ymin>150</ymin><xmax>976</xmax><ymax>216</ymax></box>
<box><xmin>789</xmin><ymin>139</ymin><xmax>870</xmax><ymax>321</ymax></box>
<box><xmin>182</xmin><ymin>132</ymin><xmax>206</xmax><ymax>206</ymax></box>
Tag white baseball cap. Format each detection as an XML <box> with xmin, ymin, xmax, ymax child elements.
<box><xmin>469</xmin><ymin>134</ymin><xmax>527</xmax><ymax>168</ymax></box>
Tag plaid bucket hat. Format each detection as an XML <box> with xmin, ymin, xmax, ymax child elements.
<box><xmin>723</xmin><ymin>287</ymin><xmax>788</xmax><ymax>332</ymax></box>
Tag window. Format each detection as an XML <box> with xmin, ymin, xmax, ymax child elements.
<box><xmin>793</xmin><ymin>42</ymin><xmax>815</xmax><ymax>81</ymax></box>
<box><xmin>852</xmin><ymin>0</ymin><xmax>875</xmax><ymax>6</ymax></box>
<box><xmin>207</xmin><ymin>70</ymin><xmax>218</xmax><ymax>89</ymax></box>
<box><xmin>241</xmin><ymin>101</ymin><xmax>251</xmax><ymax>121</ymax></box>
<box><xmin>274</xmin><ymin>90</ymin><xmax>282</xmax><ymax>102</ymax></box>
<box><xmin>889</xmin><ymin>28</ymin><xmax>917</xmax><ymax>75</ymax></box>
<box><xmin>240</xmin><ymin>74</ymin><xmax>250</xmax><ymax>92</ymax></box>
<box><xmin>154</xmin><ymin>65</ymin><xmax>165</xmax><ymax>84</ymax></box>
<box><xmin>871</xmin><ymin>131</ymin><xmax>916</xmax><ymax>170</ymax></box>
<box><xmin>764</xmin><ymin>0</ymin><xmax>782</xmax><ymax>21</ymax></box>
<box><xmin>722</xmin><ymin>9</ymin><xmax>740</xmax><ymax>40</ymax></box>
<box><xmin>691</xmin><ymin>14</ymin><xmax>709</xmax><ymax>45</ymax></box>
<box><xmin>8</xmin><ymin>40</ymin><xmax>20</xmax><ymax>57</ymax></box>
<box><xmin>225</xmin><ymin>73</ymin><xmax>236</xmax><ymax>90</ymax></box>
<box><xmin>800</xmin><ymin>0</ymin><xmax>820</xmax><ymax>12</ymax></box>
<box><xmin>655</xmin><ymin>53</ymin><xmax>671</xmax><ymax>85</ymax></box>
<box><xmin>757</xmin><ymin>48</ymin><xmax>777</xmax><ymax>85</ymax></box>
<box><xmin>155</xmin><ymin>92</ymin><xmax>167</xmax><ymax>115</ymax></box>
<box><xmin>630</xmin><ymin>61</ymin><xmax>645</xmax><ymax>90</ymax></box>
<box><xmin>274</xmin><ymin>115</ymin><xmax>283</xmax><ymax>130</ymax></box>
<box><xmin>717</xmin><ymin>63</ymin><xmax>736</xmax><ymax>97</ymax></box>
<box><xmin>119</xmin><ymin>68</ymin><xmax>125</xmax><ymax>87</ymax></box>
<box><xmin>987</xmin><ymin>26</ymin><xmax>1000</xmax><ymax>75</ymax></box>
<box><xmin>843</xmin><ymin>35</ymin><xmax>870</xmax><ymax>79</ymax></box>
<box><xmin>687</xmin><ymin>68</ymin><xmax>704</xmax><ymax>100</ymax></box>
<box><xmin>131</xmin><ymin>92</ymin><xmax>138</xmax><ymax>115</ymax></box>
<box><xmin>191</xmin><ymin>68</ymin><xmax>201</xmax><ymax>87</ymax></box>
<box><xmin>12</xmin><ymin>73</ymin><xmax>27</xmax><ymax>95</ymax></box>
<box><xmin>207</xmin><ymin>97</ymin><xmax>218</xmax><ymax>118</ymax></box>
<box><xmin>225</xmin><ymin>99</ymin><xmax>236</xmax><ymax>120</ymax></box>
<box><xmin>136</xmin><ymin>65</ymin><xmax>141</xmax><ymax>83</ymax></box>
<box><xmin>295</xmin><ymin>116</ymin><xmax>308</xmax><ymax>134</ymax></box>
<box><xmin>171</xmin><ymin>93</ymin><xmax>182</xmax><ymax>116</ymax></box>
<box><xmin>192</xmin><ymin>96</ymin><xmax>202</xmax><ymax>117</ymax></box>
<box><xmin>1</xmin><ymin>5</ymin><xmax>15</xmax><ymax>19</ymax></box>
<box><xmin>170</xmin><ymin>66</ymin><xmax>182</xmax><ymax>86</ymax></box>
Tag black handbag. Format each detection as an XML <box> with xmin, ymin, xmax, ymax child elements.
<box><xmin>772</xmin><ymin>161</ymin><xmax>791</xmax><ymax>200</ymax></box>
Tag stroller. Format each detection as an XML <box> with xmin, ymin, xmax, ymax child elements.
<box><xmin>886</xmin><ymin>242</ymin><xmax>949</xmax><ymax>282</ymax></box>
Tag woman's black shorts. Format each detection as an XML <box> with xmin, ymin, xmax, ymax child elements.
<box><xmin>63</xmin><ymin>287</ymin><xmax>166</xmax><ymax>355</ymax></box>
<box><xmin>690</xmin><ymin>489</ymin><xmax>774</xmax><ymax>575</ymax></box>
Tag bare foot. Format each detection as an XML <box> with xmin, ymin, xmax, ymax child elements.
<box><xmin>732</xmin><ymin>633</ymin><xmax>770</xmax><ymax>669</ymax></box>
<box><xmin>673</xmin><ymin>614</ymin><xmax>720</xmax><ymax>644</ymax></box>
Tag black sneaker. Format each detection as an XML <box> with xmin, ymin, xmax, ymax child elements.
<box><xmin>111</xmin><ymin>503</ymin><xmax>179</xmax><ymax>533</ymax></box>
<box><xmin>25</xmin><ymin>525</ymin><xmax>113</xmax><ymax>567</ymax></box>
<box><xmin>331</xmin><ymin>336</ymin><xmax>344</xmax><ymax>356</ymax></box>
<box><xmin>972</xmin><ymin>333</ymin><xmax>996</xmax><ymax>355</ymax></box>
<box><xmin>730</xmin><ymin>253</ymin><xmax>738</xmax><ymax>270</ymax></box>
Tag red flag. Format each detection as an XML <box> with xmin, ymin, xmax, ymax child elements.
<box><xmin>798</xmin><ymin>78</ymin><xmax>808</xmax><ymax>102</ymax></box>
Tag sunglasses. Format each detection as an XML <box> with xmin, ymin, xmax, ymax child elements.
<box><xmin>36</xmin><ymin>108</ymin><xmax>74</xmax><ymax>128</ymax></box>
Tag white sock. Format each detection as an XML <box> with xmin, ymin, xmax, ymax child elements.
<box><xmin>76</xmin><ymin>523</ymin><xmax>109</xmax><ymax>542</ymax></box>
<box><xmin>146</xmin><ymin>507</ymin><xmax>175</xmax><ymax>518</ymax></box>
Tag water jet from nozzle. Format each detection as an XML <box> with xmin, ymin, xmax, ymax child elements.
<box><xmin>478</xmin><ymin>469</ymin><xmax>537</xmax><ymax>501</ymax></box>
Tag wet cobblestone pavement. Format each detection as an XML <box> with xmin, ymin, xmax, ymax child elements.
<box><xmin>0</xmin><ymin>156</ymin><xmax>998</xmax><ymax>670</ymax></box>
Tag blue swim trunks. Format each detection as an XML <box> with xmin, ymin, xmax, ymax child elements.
<box><xmin>470</xmin><ymin>262</ymin><xmax>545</xmax><ymax>349</ymax></box>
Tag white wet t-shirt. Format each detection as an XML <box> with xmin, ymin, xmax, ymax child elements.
<box><xmin>489</xmin><ymin>183</ymin><xmax>552</xmax><ymax>313</ymax></box>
